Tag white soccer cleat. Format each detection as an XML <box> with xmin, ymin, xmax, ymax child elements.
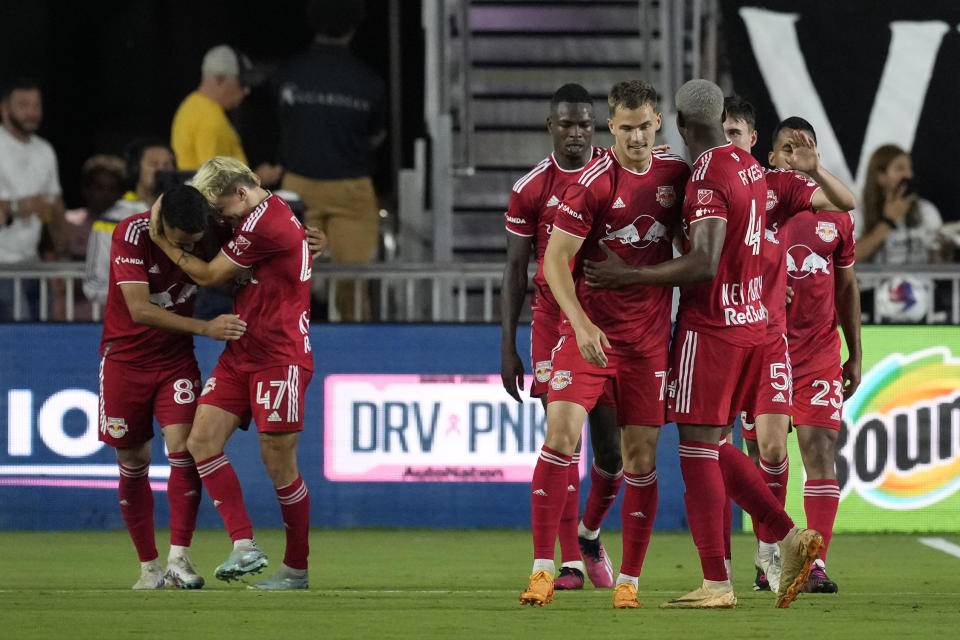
<box><xmin>164</xmin><ymin>554</ymin><xmax>205</xmax><ymax>589</ymax></box>
<box><xmin>132</xmin><ymin>559</ymin><xmax>165</xmax><ymax>590</ymax></box>
<box><xmin>755</xmin><ymin>541</ymin><xmax>781</xmax><ymax>592</ymax></box>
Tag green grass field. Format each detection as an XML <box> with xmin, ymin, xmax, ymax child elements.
<box><xmin>1</xmin><ymin>529</ymin><xmax>957</xmax><ymax>639</ymax></box>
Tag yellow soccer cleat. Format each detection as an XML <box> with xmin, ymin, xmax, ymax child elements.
<box><xmin>660</xmin><ymin>580</ymin><xmax>737</xmax><ymax>609</ymax></box>
<box><xmin>776</xmin><ymin>527</ymin><xmax>824</xmax><ymax>608</ymax></box>
<box><xmin>519</xmin><ymin>570</ymin><xmax>555</xmax><ymax>606</ymax></box>
<box><xmin>613</xmin><ymin>582</ymin><xmax>642</xmax><ymax>609</ymax></box>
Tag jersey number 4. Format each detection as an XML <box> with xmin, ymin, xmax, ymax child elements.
<box><xmin>744</xmin><ymin>199</ymin><xmax>762</xmax><ymax>256</ymax></box>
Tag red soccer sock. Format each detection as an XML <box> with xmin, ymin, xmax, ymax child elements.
<box><xmin>277</xmin><ymin>475</ymin><xmax>310</xmax><ymax>570</ymax></box>
<box><xmin>756</xmin><ymin>455</ymin><xmax>789</xmax><ymax>541</ymax></box>
<box><xmin>118</xmin><ymin>463</ymin><xmax>157</xmax><ymax>562</ymax></box>
<box><xmin>558</xmin><ymin>454</ymin><xmax>581</xmax><ymax>564</ymax></box>
<box><xmin>531</xmin><ymin>446</ymin><xmax>573</xmax><ymax>562</ymax></box>
<box><xmin>196</xmin><ymin>453</ymin><xmax>253</xmax><ymax>542</ymax></box>
<box><xmin>678</xmin><ymin>441</ymin><xmax>727</xmax><ymax>582</ymax></box>
<box><xmin>167</xmin><ymin>451</ymin><xmax>202</xmax><ymax>547</ymax></box>
<box><xmin>803</xmin><ymin>479</ymin><xmax>840</xmax><ymax>561</ymax></box>
<box><xmin>718</xmin><ymin>442</ymin><xmax>793</xmax><ymax>542</ymax></box>
<box><xmin>581</xmin><ymin>461</ymin><xmax>623</xmax><ymax>531</ymax></box>
<box><xmin>619</xmin><ymin>469</ymin><xmax>658</xmax><ymax>577</ymax></box>
<box><xmin>723</xmin><ymin>496</ymin><xmax>732</xmax><ymax>561</ymax></box>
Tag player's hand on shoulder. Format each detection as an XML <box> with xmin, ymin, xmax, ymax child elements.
<box><xmin>584</xmin><ymin>241</ymin><xmax>631</xmax><ymax>289</ymax></box>
<box><xmin>574</xmin><ymin>321</ymin><xmax>610</xmax><ymax>368</ymax></box>
<box><xmin>204</xmin><ymin>314</ymin><xmax>247</xmax><ymax>341</ymax></box>
<box><xmin>500</xmin><ymin>348</ymin><xmax>526</xmax><ymax>402</ymax></box>
<box><xmin>306</xmin><ymin>225</ymin><xmax>328</xmax><ymax>260</ymax></box>
<box><xmin>149</xmin><ymin>195</ymin><xmax>164</xmax><ymax>242</ymax></box>
<box><xmin>652</xmin><ymin>143</ymin><xmax>671</xmax><ymax>153</ymax></box>
<box><xmin>785</xmin><ymin>285</ymin><xmax>795</xmax><ymax>307</ymax></box>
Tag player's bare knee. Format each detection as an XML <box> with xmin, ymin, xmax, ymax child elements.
<box><xmin>116</xmin><ymin>442</ymin><xmax>151</xmax><ymax>468</ymax></box>
<box><xmin>758</xmin><ymin>440</ymin><xmax>787</xmax><ymax>464</ymax></box>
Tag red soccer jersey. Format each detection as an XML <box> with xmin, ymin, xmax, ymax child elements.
<box><xmin>100</xmin><ymin>212</ymin><xmax>197</xmax><ymax>367</ymax></box>
<box><xmin>676</xmin><ymin>143</ymin><xmax>767</xmax><ymax>347</ymax></box>
<box><xmin>504</xmin><ymin>148</ymin><xmax>604</xmax><ymax>315</ymax></box>
<box><xmin>552</xmin><ymin>148</ymin><xmax>689</xmax><ymax>353</ymax></box>
<box><xmin>220</xmin><ymin>193</ymin><xmax>313</xmax><ymax>372</ymax></box>
<box><xmin>783</xmin><ymin>209</ymin><xmax>856</xmax><ymax>372</ymax></box>
<box><xmin>762</xmin><ymin>169</ymin><xmax>821</xmax><ymax>335</ymax></box>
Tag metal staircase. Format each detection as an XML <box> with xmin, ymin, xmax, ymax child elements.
<box><xmin>448</xmin><ymin>0</ymin><xmax>715</xmax><ymax>262</ymax></box>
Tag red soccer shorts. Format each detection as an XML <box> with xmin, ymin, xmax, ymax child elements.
<box><xmin>530</xmin><ymin>310</ymin><xmax>563</xmax><ymax>398</ymax></box>
<box><xmin>792</xmin><ymin>362</ymin><xmax>844</xmax><ymax>430</ymax></box>
<box><xmin>547</xmin><ymin>334</ymin><xmax>667</xmax><ymax>426</ymax></box>
<box><xmin>667</xmin><ymin>327</ymin><xmax>763</xmax><ymax>426</ymax></box>
<box><xmin>742</xmin><ymin>332</ymin><xmax>793</xmax><ymax>423</ymax></box>
<box><xmin>530</xmin><ymin>310</ymin><xmax>614</xmax><ymax>406</ymax></box>
<box><xmin>199</xmin><ymin>359</ymin><xmax>312</xmax><ymax>433</ymax></box>
<box><xmin>98</xmin><ymin>356</ymin><xmax>201</xmax><ymax>448</ymax></box>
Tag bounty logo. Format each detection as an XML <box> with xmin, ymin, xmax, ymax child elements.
<box><xmin>837</xmin><ymin>347</ymin><xmax>960</xmax><ymax>510</ymax></box>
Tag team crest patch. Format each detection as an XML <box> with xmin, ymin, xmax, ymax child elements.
<box><xmin>104</xmin><ymin>417</ymin><xmax>128</xmax><ymax>439</ymax></box>
<box><xmin>535</xmin><ymin>360</ymin><xmax>553</xmax><ymax>383</ymax></box>
<box><xmin>816</xmin><ymin>220</ymin><xmax>838</xmax><ymax>242</ymax></box>
<box><xmin>656</xmin><ymin>186</ymin><xmax>676</xmax><ymax>208</ymax></box>
<box><xmin>230</xmin><ymin>234</ymin><xmax>252</xmax><ymax>255</ymax></box>
<box><xmin>766</xmin><ymin>189</ymin><xmax>778</xmax><ymax>211</ymax></box>
<box><xmin>550</xmin><ymin>370</ymin><xmax>572</xmax><ymax>391</ymax></box>
<box><xmin>697</xmin><ymin>189</ymin><xmax>713</xmax><ymax>205</ymax></box>
<box><xmin>201</xmin><ymin>377</ymin><xmax>217</xmax><ymax>396</ymax></box>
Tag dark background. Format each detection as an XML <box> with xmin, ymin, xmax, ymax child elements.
<box><xmin>720</xmin><ymin>0</ymin><xmax>960</xmax><ymax>222</ymax></box>
<box><xmin>0</xmin><ymin>0</ymin><xmax>424</xmax><ymax>206</ymax></box>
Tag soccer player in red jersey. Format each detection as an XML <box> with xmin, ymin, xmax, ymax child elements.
<box><xmin>501</xmin><ymin>83</ymin><xmax>621</xmax><ymax>590</ymax></box>
<box><xmin>772</xmin><ymin>117</ymin><xmax>862</xmax><ymax>593</ymax></box>
<box><xmin>518</xmin><ymin>81</ymin><xmax>690</xmax><ymax>609</ymax></box>
<box><xmin>148</xmin><ymin>157</ymin><xmax>314</xmax><ymax>590</ymax></box>
<box><xmin>584</xmin><ymin>80</ymin><xmax>823</xmax><ymax>609</ymax></box>
<box><xmin>99</xmin><ymin>184</ymin><xmax>247</xmax><ymax>589</ymax></box>
<box><xmin>722</xmin><ymin>98</ymin><xmax>856</xmax><ymax>592</ymax></box>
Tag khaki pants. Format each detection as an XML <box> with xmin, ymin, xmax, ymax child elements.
<box><xmin>282</xmin><ymin>172</ymin><xmax>379</xmax><ymax>322</ymax></box>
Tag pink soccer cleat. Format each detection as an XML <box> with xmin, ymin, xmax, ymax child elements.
<box><xmin>578</xmin><ymin>535</ymin><xmax>615</xmax><ymax>588</ymax></box>
<box><xmin>554</xmin><ymin>566</ymin><xmax>585</xmax><ymax>590</ymax></box>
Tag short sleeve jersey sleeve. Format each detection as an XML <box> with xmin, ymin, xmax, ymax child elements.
<box><xmin>504</xmin><ymin>184</ymin><xmax>540</xmax><ymax>237</ymax></box>
<box><xmin>223</xmin><ymin>222</ymin><xmax>280</xmax><ymax>269</ymax></box>
<box><xmin>111</xmin><ymin>224</ymin><xmax>149</xmax><ymax>284</ymax></box>
<box><xmin>835</xmin><ymin>212</ymin><xmax>856</xmax><ymax>268</ymax></box>
<box><xmin>684</xmin><ymin>179</ymin><xmax>730</xmax><ymax>227</ymax></box>
<box><xmin>767</xmin><ymin>170</ymin><xmax>819</xmax><ymax>227</ymax></box>
<box><xmin>553</xmin><ymin>160</ymin><xmax>612</xmax><ymax>239</ymax></box>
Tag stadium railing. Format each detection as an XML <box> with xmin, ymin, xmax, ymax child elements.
<box><xmin>0</xmin><ymin>261</ymin><xmax>957</xmax><ymax>324</ymax></box>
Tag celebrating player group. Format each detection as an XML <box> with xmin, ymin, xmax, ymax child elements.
<box><xmin>98</xmin><ymin>157</ymin><xmax>325</xmax><ymax>591</ymax></box>
<box><xmin>500</xmin><ymin>79</ymin><xmax>861</xmax><ymax>609</ymax></box>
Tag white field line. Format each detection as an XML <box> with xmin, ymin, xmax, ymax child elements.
<box><xmin>919</xmin><ymin>537</ymin><xmax>960</xmax><ymax>559</ymax></box>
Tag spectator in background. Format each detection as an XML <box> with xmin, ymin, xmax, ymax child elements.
<box><xmin>0</xmin><ymin>78</ymin><xmax>66</xmax><ymax>321</ymax></box>
<box><xmin>171</xmin><ymin>45</ymin><xmax>282</xmax><ymax>186</ymax></box>
<box><xmin>84</xmin><ymin>140</ymin><xmax>175</xmax><ymax>306</ymax></box>
<box><xmin>56</xmin><ymin>155</ymin><xmax>126</xmax><ymax>320</ymax></box>
<box><xmin>855</xmin><ymin>144</ymin><xmax>944</xmax><ymax>264</ymax></box>
<box><xmin>275</xmin><ymin>0</ymin><xmax>386</xmax><ymax>321</ymax></box>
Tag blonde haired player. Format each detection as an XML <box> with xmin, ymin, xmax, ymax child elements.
<box><xmin>150</xmin><ymin>156</ymin><xmax>317</xmax><ymax>589</ymax></box>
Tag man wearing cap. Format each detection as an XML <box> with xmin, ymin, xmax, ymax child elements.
<box><xmin>171</xmin><ymin>45</ymin><xmax>282</xmax><ymax>185</ymax></box>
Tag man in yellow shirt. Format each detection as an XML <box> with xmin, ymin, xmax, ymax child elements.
<box><xmin>171</xmin><ymin>45</ymin><xmax>282</xmax><ymax>184</ymax></box>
